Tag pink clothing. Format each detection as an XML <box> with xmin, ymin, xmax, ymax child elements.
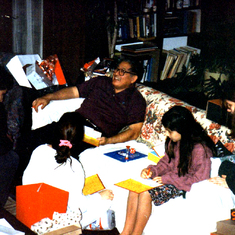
<box><xmin>148</xmin><ymin>142</ymin><xmax>212</xmax><ymax>192</ymax></box>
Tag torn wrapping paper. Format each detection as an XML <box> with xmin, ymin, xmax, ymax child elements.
<box><xmin>31</xmin><ymin>209</ymin><xmax>82</xmax><ymax>234</ymax></box>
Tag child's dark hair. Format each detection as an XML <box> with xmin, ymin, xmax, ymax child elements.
<box><xmin>52</xmin><ymin>112</ymin><xmax>84</xmax><ymax>164</ymax></box>
<box><xmin>162</xmin><ymin>106</ymin><xmax>217</xmax><ymax>176</ymax></box>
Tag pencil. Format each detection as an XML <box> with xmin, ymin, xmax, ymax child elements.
<box><xmin>153</xmin><ymin>147</ymin><xmax>160</xmax><ymax>158</ymax></box>
<box><xmin>147</xmin><ymin>168</ymin><xmax>151</xmax><ymax>176</ymax></box>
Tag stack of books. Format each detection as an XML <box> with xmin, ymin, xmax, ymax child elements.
<box><xmin>159</xmin><ymin>45</ymin><xmax>201</xmax><ymax>81</ymax></box>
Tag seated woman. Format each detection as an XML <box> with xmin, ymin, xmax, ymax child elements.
<box><xmin>22</xmin><ymin>112</ymin><xmax>114</xmax><ymax>228</ymax></box>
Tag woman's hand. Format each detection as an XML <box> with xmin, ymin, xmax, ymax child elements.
<box><xmin>141</xmin><ymin>168</ymin><xmax>152</xmax><ymax>179</ymax></box>
<box><xmin>208</xmin><ymin>176</ymin><xmax>228</xmax><ymax>188</ymax></box>
<box><xmin>99</xmin><ymin>189</ymin><xmax>114</xmax><ymax>200</ymax></box>
<box><xmin>152</xmin><ymin>176</ymin><xmax>163</xmax><ymax>184</ymax></box>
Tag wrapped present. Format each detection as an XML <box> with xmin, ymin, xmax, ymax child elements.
<box><xmin>31</xmin><ymin>210</ymin><xmax>82</xmax><ymax>234</ymax></box>
<box><xmin>16</xmin><ymin>183</ymin><xmax>69</xmax><ymax>228</ymax></box>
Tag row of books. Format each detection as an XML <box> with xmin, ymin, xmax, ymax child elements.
<box><xmin>164</xmin><ymin>9</ymin><xmax>201</xmax><ymax>36</ymax></box>
<box><xmin>117</xmin><ymin>0</ymin><xmax>200</xmax><ymax>15</ymax></box>
<box><xmin>160</xmin><ymin>45</ymin><xmax>201</xmax><ymax>80</ymax></box>
<box><xmin>165</xmin><ymin>0</ymin><xmax>200</xmax><ymax>11</ymax></box>
<box><xmin>117</xmin><ymin>13</ymin><xmax>157</xmax><ymax>42</ymax></box>
<box><xmin>117</xmin><ymin>9</ymin><xmax>201</xmax><ymax>42</ymax></box>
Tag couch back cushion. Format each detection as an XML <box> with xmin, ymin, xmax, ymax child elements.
<box><xmin>136</xmin><ymin>84</ymin><xmax>235</xmax><ymax>154</ymax></box>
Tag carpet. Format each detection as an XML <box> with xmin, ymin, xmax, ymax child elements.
<box><xmin>4</xmin><ymin>196</ymin><xmax>16</xmax><ymax>216</ymax></box>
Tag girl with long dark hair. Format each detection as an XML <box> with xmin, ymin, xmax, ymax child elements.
<box><xmin>120</xmin><ymin>106</ymin><xmax>216</xmax><ymax>235</ymax></box>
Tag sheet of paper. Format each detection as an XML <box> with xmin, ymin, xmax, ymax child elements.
<box><xmin>133</xmin><ymin>175</ymin><xmax>162</xmax><ymax>188</ymax></box>
<box><xmin>115</xmin><ymin>177</ymin><xmax>162</xmax><ymax>194</ymax></box>
<box><xmin>152</xmin><ymin>141</ymin><xmax>165</xmax><ymax>157</ymax></box>
<box><xmin>0</xmin><ymin>219</ymin><xmax>25</xmax><ymax>235</ymax></box>
<box><xmin>83</xmin><ymin>126</ymin><xmax>102</xmax><ymax>146</ymax></box>
<box><xmin>83</xmin><ymin>174</ymin><xmax>105</xmax><ymax>195</ymax></box>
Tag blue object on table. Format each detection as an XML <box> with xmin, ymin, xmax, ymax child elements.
<box><xmin>104</xmin><ymin>149</ymin><xmax>147</xmax><ymax>162</ymax></box>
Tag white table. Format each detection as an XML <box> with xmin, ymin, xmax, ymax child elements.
<box><xmin>79</xmin><ymin>140</ymin><xmax>156</xmax><ymax>232</ymax></box>
<box><xmin>80</xmin><ymin>140</ymin><xmax>154</xmax><ymax>186</ymax></box>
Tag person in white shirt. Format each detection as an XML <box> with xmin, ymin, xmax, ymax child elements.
<box><xmin>22</xmin><ymin>112</ymin><xmax>114</xmax><ymax>228</ymax></box>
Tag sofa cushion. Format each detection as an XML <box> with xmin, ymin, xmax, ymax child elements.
<box><xmin>136</xmin><ymin>84</ymin><xmax>235</xmax><ymax>154</ymax></box>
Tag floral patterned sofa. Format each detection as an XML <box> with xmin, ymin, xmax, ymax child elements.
<box><xmin>136</xmin><ymin>83</ymin><xmax>235</xmax><ymax>154</ymax></box>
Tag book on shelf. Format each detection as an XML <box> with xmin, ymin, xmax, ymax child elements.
<box><xmin>149</xmin><ymin>48</ymin><xmax>160</xmax><ymax>82</ymax></box>
<box><xmin>136</xmin><ymin>16</ymin><xmax>140</xmax><ymax>38</ymax></box>
<box><xmin>167</xmin><ymin>49</ymin><xmax>184</xmax><ymax>78</ymax></box>
<box><xmin>160</xmin><ymin>51</ymin><xmax>176</xmax><ymax>80</ymax></box>
<box><xmin>173</xmin><ymin>48</ymin><xmax>188</xmax><ymax>73</ymax></box>
<box><xmin>128</xmin><ymin>17</ymin><xmax>135</xmax><ymax>39</ymax></box>
<box><xmin>179</xmin><ymin>45</ymin><xmax>201</xmax><ymax>70</ymax></box>
<box><xmin>83</xmin><ymin>174</ymin><xmax>105</xmax><ymax>195</ymax></box>
<box><xmin>121</xmin><ymin>43</ymin><xmax>158</xmax><ymax>53</ymax></box>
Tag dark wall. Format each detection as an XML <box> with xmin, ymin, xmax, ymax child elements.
<box><xmin>200</xmin><ymin>0</ymin><xmax>235</xmax><ymax>63</ymax></box>
<box><xmin>43</xmin><ymin>0</ymin><xmax>86</xmax><ymax>85</ymax></box>
<box><xmin>0</xmin><ymin>0</ymin><xmax>13</xmax><ymax>52</ymax></box>
<box><xmin>43</xmin><ymin>0</ymin><xmax>109</xmax><ymax>85</ymax></box>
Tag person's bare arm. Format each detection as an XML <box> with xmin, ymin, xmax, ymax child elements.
<box><xmin>98</xmin><ymin>122</ymin><xmax>143</xmax><ymax>145</ymax></box>
<box><xmin>32</xmin><ymin>86</ymin><xmax>79</xmax><ymax>112</ymax></box>
<box><xmin>208</xmin><ymin>176</ymin><xmax>229</xmax><ymax>188</ymax></box>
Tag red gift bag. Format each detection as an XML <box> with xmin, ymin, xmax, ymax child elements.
<box><xmin>16</xmin><ymin>183</ymin><xmax>69</xmax><ymax>228</ymax></box>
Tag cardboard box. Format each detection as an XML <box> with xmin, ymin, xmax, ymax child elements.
<box><xmin>16</xmin><ymin>183</ymin><xmax>69</xmax><ymax>228</ymax></box>
<box><xmin>44</xmin><ymin>225</ymin><xmax>82</xmax><ymax>235</ymax></box>
<box><xmin>6</xmin><ymin>54</ymin><xmax>67</xmax><ymax>90</ymax></box>
<box><xmin>216</xmin><ymin>219</ymin><xmax>235</xmax><ymax>235</ymax></box>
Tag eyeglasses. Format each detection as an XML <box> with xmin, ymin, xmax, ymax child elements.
<box><xmin>113</xmin><ymin>68</ymin><xmax>136</xmax><ymax>76</ymax></box>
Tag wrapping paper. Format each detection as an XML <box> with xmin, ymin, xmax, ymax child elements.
<box><xmin>31</xmin><ymin>209</ymin><xmax>82</xmax><ymax>234</ymax></box>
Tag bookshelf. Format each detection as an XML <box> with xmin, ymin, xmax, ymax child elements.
<box><xmin>112</xmin><ymin>0</ymin><xmax>202</xmax><ymax>82</ymax></box>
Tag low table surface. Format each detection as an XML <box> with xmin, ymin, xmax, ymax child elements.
<box><xmin>79</xmin><ymin>140</ymin><xmax>156</xmax><ymax>188</ymax></box>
